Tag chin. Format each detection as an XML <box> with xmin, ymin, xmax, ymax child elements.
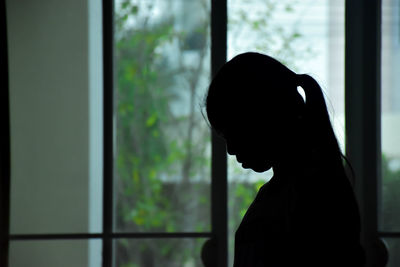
<box><xmin>252</xmin><ymin>166</ymin><xmax>272</xmax><ymax>173</ymax></box>
<box><xmin>243</xmin><ymin>162</ymin><xmax>272</xmax><ymax>173</ymax></box>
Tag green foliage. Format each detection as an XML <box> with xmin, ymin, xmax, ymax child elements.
<box><xmin>381</xmin><ymin>154</ymin><xmax>400</xmax><ymax>231</ymax></box>
<box><xmin>114</xmin><ymin>0</ymin><xmax>314</xmax><ymax>266</ymax></box>
<box><xmin>228</xmin><ymin>0</ymin><xmax>313</xmax><ymax>70</ymax></box>
<box><xmin>115</xmin><ymin>1</ymin><xmax>210</xmax><ymax>266</ymax></box>
<box><xmin>115</xmin><ymin>0</ymin><xmax>400</xmax><ymax>265</ymax></box>
<box><xmin>381</xmin><ymin>154</ymin><xmax>400</xmax><ymax>267</ymax></box>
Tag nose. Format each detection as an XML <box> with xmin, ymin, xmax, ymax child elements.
<box><xmin>227</xmin><ymin>145</ymin><xmax>243</xmax><ymax>163</ymax></box>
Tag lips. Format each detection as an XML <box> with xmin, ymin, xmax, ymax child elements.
<box><xmin>236</xmin><ymin>156</ymin><xmax>243</xmax><ymax>163</ymax></box>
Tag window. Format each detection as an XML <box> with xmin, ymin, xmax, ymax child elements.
<box><xmin>381</xmin><ymin>0</ymin><xmax>400</xmax><ymax>265</ymax></box>
<box><xmin>114</xmin><ymin>0</ymin><xmax>211</xmax><ymax>265</ymax></box>
<box><xmin>5</xmin><ymin>1</ymin><xmax>104</xmax><ymax>266</ymax></box>
<box><xmin>226</xmin><ymin>1</ymin><xmax>345</xmax><ymax>265</ymax></box>
<box><xmin>2</xmin><ymin>1</ymin><xmax>398</xmax><ymax>267</ymax></box>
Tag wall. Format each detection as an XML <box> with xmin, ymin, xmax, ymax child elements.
<box><xmin>6</xmin><ymin>0</ymin><xmax>103</xmax><ymax>266</ymax></box>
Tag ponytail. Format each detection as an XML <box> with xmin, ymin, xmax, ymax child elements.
<box><xmin>296</xmin><ymin>74</ymin><xmax>353</xmax><ymax>182</ymax></box>
<box><xmin>296</xmin><ymin>74</ymin><xmax>331</xmax><ymax>128</ymax></box>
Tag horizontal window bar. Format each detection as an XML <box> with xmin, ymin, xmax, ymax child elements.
<box><xmin>12</xmin><ymin>231</ymin><xmax>398</xmax><ymax>240</ymax></box>
<box><xmin>378</xmin><ymin>232</ymin><xmax>400</xmax><ymax>238</ymax></box>
<box><xmin>9</xmin><ymin>232</ymin><xmax>213</xmax><ymax>241</ymax></box>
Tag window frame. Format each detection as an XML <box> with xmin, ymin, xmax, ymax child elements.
<box><xmin>103</xmin><ymin>0</ymin><xmax>223</xmax><ymax>266</ymax></box>
<box><xmin>345</xmin><ymin>1</ymin><xmax>381</xmax><ymax>264</ymax></box>
<box><xmin>346</xmin><ymin>0</ymin><xmax>400</xmax><ymax>265</ymax></box>
<box><xmin>1</xmin><ymin>0</ymin><xmax>11</xmax><ymax>266</ymax></box>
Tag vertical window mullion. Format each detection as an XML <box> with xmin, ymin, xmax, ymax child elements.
<box><xmin>211</xmin><ymin>0</ymin><xmax>228</xmax><ymax>266</ymax></box>
<box><xmin>1</xmin><ymin>0</ymin><xmax>10</xmax><ymax>266</ymax></box>
<box><xmin>345</xmin><ymin>0</ymin><xmax>382</xmax><ymax>266</ymax></box>
<box><xmin>103</xmin><ymin>0</ymin><xmax>114</xmax><ymax>267</ymax></box>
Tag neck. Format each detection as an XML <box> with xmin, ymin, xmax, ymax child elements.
<box><xmin>272</xmin><ymin>143</ymin><xmax>314</xmax><ymax>177</ymax></box>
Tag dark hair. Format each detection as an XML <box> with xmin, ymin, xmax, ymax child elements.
<box><xmin>205</xmin><ymin>52</ymin><xmax>352</xmax><ymax>180</ymax></box>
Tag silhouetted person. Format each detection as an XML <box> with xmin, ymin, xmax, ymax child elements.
<box><xmin>204</xmin><ymin>52</ymin><xmax>365</xmax><ymax>266</ymax></box>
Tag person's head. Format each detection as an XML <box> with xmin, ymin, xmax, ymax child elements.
<box><xmin>205</xmin><ymin>52</ymin><xmax>342</xmax><ymax>173</ymax></box>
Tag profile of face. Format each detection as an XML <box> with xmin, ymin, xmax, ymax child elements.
<box><xmin>206</xmin><ymin>52</ymin><xmax>304</xmax><ymax>173</ymax></box>
<box><xmin>218</xmin><ymin>113</ymin><xmax>295</xmax><ymax>173</ymax></box>
<box><xmin>225</xmin><ymin>133</ymin><xmax>275</xmax><ymax>173</ymax></box>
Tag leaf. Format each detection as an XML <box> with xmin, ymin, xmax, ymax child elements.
<box><xmin>152</xmin><ymin>129</ymin><xmax>160</xmax><ymax>137</ymax></box>
<box><xmin>166</xmin><ymin>223</ymin><xmax>176</xmax><ymax>232</ymax></box>
<box><xmin>149</xmin><ymin>169</ymin><xmax>157</xmax><ymax>179</ymax></box>
<box><xmin>285</xmin><ymin>5</ymin><xmax>293</xmax><ymax>12</ymax></box>
<box><xmin>133</xmin><ymin>169</ymin><xmax>140</xmax><ymax>184</ymax></box>
<box><xmin>131</xmin><ymin>5</ymin><xmax>139</xmax><ymax>15</ymax></box>
<box><xmin>240</xmin><ymin>209</ymin><xmax>247</xmax><ymax>218</ymax></box>
<box><xmin>133</xmin><ymin>210</ymin><xmax>145</xmax><ymax>225</ymax></box>
<box><xmin>254</xmin><ymin>180</ymin><xmax>265</xmax><ymax>191</ymax></box>
<box><xmin>145</xmin><ymin>113</ymin><xmax>158</xmax><ymax>127</ymax></box>
<box><xmin>121</xmin><ymin>1</ymin><xmax>129</xmax><ymax>10</ymax></box>
<box><xmin>292</xmin><ymin>32</ymin><xmax>301</xmax><ymax>39</ymax></box>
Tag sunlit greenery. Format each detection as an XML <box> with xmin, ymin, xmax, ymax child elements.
<box><xmin>115</xmin><ymin>0</ymin><xmax>211</xmax><ymax>265</ymax></box>
<box><xmin>114</xmin><ymin>0</ymin><xmax>318</xmax><ymax>266</ymax></box>
<box><xmin>382</xmin><ymin>155</ymin><xmax>400</xmax><ymax>267</ymax></box>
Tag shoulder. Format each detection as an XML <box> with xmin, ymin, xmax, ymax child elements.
<box><xmin>289</xmin><ymin>168</ymin><xmax>361</xmax><ymax>226</ymax></box>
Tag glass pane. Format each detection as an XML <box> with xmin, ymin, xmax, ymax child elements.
<box><xmin>383</xmin><ymin>238</ymin><xmax>400</xmax><ymax>267</ymax></box>
<box><xmin>227</xmin><ymin>0</ymin><xmax>345</xmax><ymax>264</ymax></box>
<box><xmin>114</xmin><ymin>0</ymin><xmax>211</xmax><ymax>232</ymax></box>
<box><xmin>381</xmin><ymin>0</ymin><xmax>400</xmax><ymax>232</ymax></box>
<box><xmin>115</xmin><ymin>238</ymin><xmax>207</xmax><ymax>267</ymax></box>
<box><xmin>7</xmin><ymin>0</ymin><xmax>103</xmax><ymax>234</ymax></box>
<box><xmin>9</xmin><ymin>239</ymin><xmax>102</xmax><ymax>267</ymax></box>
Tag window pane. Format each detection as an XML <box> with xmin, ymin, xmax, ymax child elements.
<box><xmin>114</xmin><ymin>238</ymin><xmax>207</xmax><ymax>267</ymax></box>
<box><xmin>381</xmin><ymin>0</ymin><xmax>400</xmax><ymax>232</ymax></box>
<box><xmin>227</xmin><ymin>0</ymin><xmax>345</xmax><ymax>264</ymax></box>
<box><xmin>114</xmin><ymin>0</ymin><xmax>211</xmax><ymax>233</ymax></box>
<box><xmin>382</xmin><ymin>238</ymin><xmax>400</xmax><ymax>267</ymax></box>
<box><xmin>9</xmin><ymin>240</ymin><xmax>102</xmax><ymax>267</ymax></box>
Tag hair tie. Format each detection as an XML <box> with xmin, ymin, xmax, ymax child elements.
<box><xmin>296</xmin><ymin>73</ymin><xmax>307</xmax><ymax>88</ymax></box>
